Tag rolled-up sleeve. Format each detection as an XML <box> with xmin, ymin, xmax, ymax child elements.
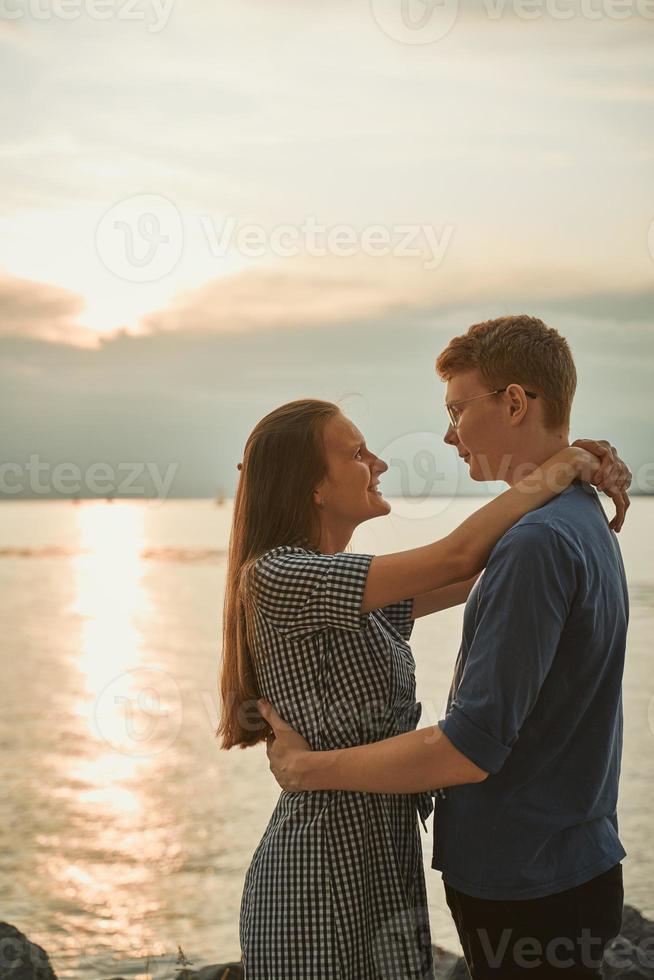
<box><xmin>379</xmin><ymin>598</ymin><xmax>415</xmax><ymax>641</ymax></box>
<box><xmin>253</xmin><ymin>547</ymin><xmax>374</xmax><ymax>639</ymax></box>
<box><xmin>440</xmin><ymin>706</ymin><xmax>513</xmax><ymax>773</ymax></box>
<box><xmin>438</xmin><ymin>523</ymin><xmax>579</xmax><ymax>775</ymax></box>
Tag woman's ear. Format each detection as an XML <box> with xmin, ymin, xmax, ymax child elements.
<box><xmin>313</xmin><ymin>471</ymin><xmax>329</xmax><ymax>507</ymax></box>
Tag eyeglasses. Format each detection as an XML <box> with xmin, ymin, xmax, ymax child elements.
<box><xmin>445</xmin><ymin>386</ymin><xmax>538</xmax><ymax>430</ymax></box>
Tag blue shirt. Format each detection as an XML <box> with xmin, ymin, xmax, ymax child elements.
<box><xmin>433</xmin><ymin>481</ymin><xmax>629</xmax><ymax>900</ymax></box>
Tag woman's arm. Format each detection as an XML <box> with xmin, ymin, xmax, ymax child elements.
<box><xmin>571</xmin><ymin>438</ymin><xmax>631</xmax><ymax>531</ymax></box>
<box><xmin>360</xmin><ymin>445</ymin><xmax>596</xmax><ymax>614</ymax></box>
<box><xmin>407</xmin><ymin>441</ymin><xmax>631</xmax><ymax>620</ymax></box>
<box><xmin>411</xmin><ymin>575</ymin><xmax>480</xmax><ymax>619</ymax></box>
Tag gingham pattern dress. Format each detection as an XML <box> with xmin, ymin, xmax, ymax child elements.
<box><xmin>239</xmin><ymin>545</ymin><xmax>435</xmax><ymax>980</ymax></box>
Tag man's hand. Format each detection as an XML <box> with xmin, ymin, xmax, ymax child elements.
<box><xmin>258</xmin><ymin>699</ymin><xmax>314</xmax><ymax>792</ymax></box>
<box><xmin>571</xmin><ymin>439</ymin><xmax>632</xmax><ymax>532</ymax></box>
<box><xmin>258</xmin><ymin>698</ymin><xmax>488</xmax><ymax>793</ymax></box>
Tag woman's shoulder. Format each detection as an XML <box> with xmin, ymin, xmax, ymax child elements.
<box><xmin>249</xmin><ymin>546</ymin><xmax>328</xmax><ymax>618</ymax></box>
<box><xmin>257</xmin><ymin>544</ymin><xmax>320</xmax><ymax>563</ymax></box>
<box><xmin>253</xmin><ymin>544</ymin><xmax>323</xmax><ymax>578</ymax></box>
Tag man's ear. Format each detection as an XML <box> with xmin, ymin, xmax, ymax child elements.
<box><xmin>506</xmin><ymin>384</ymin><xmax>529</xmax><ymax>425</ymax></box>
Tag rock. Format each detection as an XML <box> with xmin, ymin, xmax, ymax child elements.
<box><xmin>0</xmin><ymin>923</ymin><xmax>57</xmax><ymax>980</ymax></box>
<box><xmin>177</xmin><ymin>966</ymin><xmax>242</xmax><ymax>980</ymax></box>
<box><xmin>3</xmin><ymin>905</ymin><xmax>654</xmax><ymax>980</ymax></box>
<box><xmin>192</xmin><ymin>966</ymin><xmax>243</xmax><ymax>980</ymax></box>
<box><xmin>432</xmin><ymin>943</ymin><xmax>469</xmax><ymax>978</ymax></box>
<box><xmin>602</xmin><ymin>905</ymin><xmax>654</xmax><ymax>978</ymax></box>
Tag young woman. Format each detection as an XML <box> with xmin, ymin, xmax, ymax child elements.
<box><xmin>217</xmin><ymin>399</ymin><xmax>629</xmax><ymax>980</ymax></box>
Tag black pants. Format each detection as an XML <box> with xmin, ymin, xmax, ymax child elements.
<box><xmin>444</xmin><ymin>864</ymin><xmax>624</xmax><ymax>979</ymax></box>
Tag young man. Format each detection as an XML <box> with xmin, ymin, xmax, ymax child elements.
<box><xmin>258</xmin><ymin>315</ymin><xmax>630</xmax><ymax>978</ymax></box>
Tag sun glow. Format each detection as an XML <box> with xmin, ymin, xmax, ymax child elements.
<box><xmin>0</xmin><ymin>203</ymin><xmax>257</xmax><ymax>340</ymax></box>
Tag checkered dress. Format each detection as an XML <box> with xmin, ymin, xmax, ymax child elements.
<box><xmin>239</xmin><ymin>546</ymin><xmax>435</xmax><ymax>980</ymax></box>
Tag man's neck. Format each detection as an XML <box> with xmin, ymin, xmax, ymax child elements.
<box><xmin>504</xmin><ymin>431</ymin><xmax>570</xmax><ymax>487</ymax></box>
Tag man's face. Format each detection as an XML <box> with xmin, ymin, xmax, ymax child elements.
<box><xmin>443</xmin><ymin>369</ymin><xmax>512</xmax><ymax>482</ymax></box>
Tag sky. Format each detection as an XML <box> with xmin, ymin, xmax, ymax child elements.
<box><xmin>1</xmin><ymin>1</ymin><xmax>653</xmax><ymax>498</ymax></box>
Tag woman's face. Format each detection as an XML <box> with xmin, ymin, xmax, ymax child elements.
<box><xmin>316</xmin><ymin>413</ymin><xmax>390</xmax><ymax>525</ymax></box>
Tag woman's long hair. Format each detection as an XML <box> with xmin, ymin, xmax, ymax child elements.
<box><xmin>216</xmin><ymin>398</ymin><xmax>341</xmax><ymax>750</ymax></box>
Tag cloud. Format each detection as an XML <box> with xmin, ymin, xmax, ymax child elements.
<box><xmin>139</xmin><ymin>259</ymin><xmax>434</xmax><ymax>335</ymax></box>
<box><xmin>1</xmin><ymin>289</ymin><xmax>652</xmax><ymax>498</ymax></box>
<box><xmin>138</xmin><ymin>252</ymin><xmax>654</xmax><ymax>340</ymax></box>
<box><xmin>0</xmin><ymin>20</ymin><xmax>32</xmax><ymax>49</ymax></box>
<box><xmin>0</xmin><ymin>272</ymin><xmax>92</xmax><ymax>345</ymax></box>
<box><xmin>529</xmin><ymin>289</ymin><xmax>654</xmax><ymax>325</ymax></box>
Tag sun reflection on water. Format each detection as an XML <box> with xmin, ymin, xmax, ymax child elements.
<box><xmin>48</xmin><ymin>502</ymin><xmax>175</xmax><ymax>972</ymax></box>
<box><xmin>72</xmin><ymin>501</ymin><xmax>149</xmax><ymax>695</ymax></box>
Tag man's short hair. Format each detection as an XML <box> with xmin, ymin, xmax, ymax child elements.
<box><xmin>435</xmin><ymin>314</ymin><xmax>577</xmax><ymax>430</ymax></box>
